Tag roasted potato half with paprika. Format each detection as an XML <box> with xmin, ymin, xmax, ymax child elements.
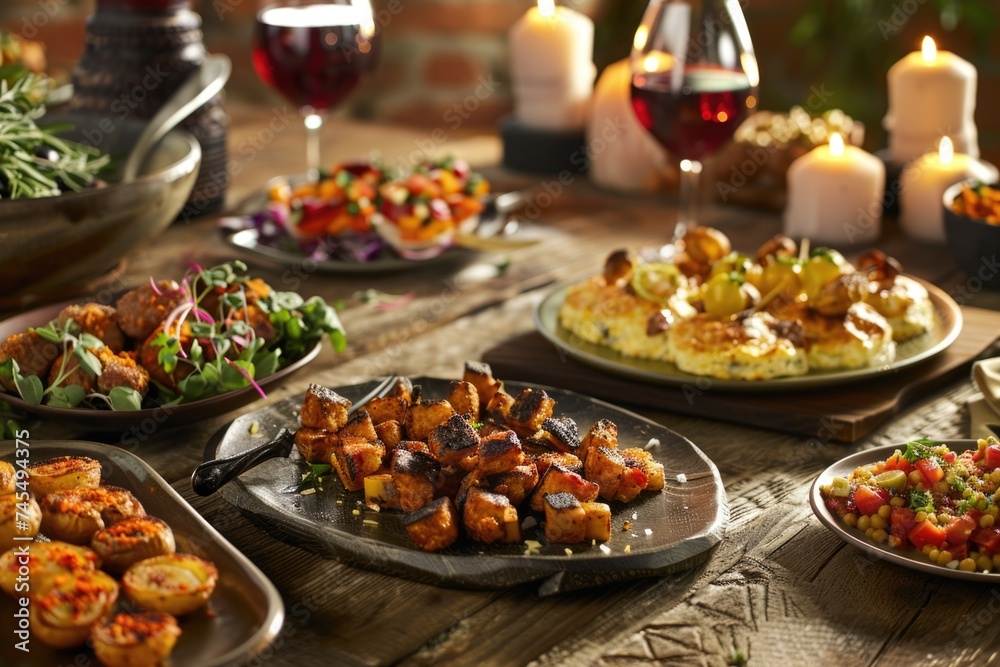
<box><xmin>91</xmin><ymin>611</ymin><xmax>182</xmax><ymax>667</ymax></box>
<box><xmin>90</xmin><ymin>516</ymin><xmax>176</xmax><ymax>574</ymax></box>
<box><xmin>123</xmin><ymin>553</ymin><xmax>218</xmax><ymax>616</ymax></box>
<box><xmin>0</xmin><ymin>541</ymin><xmax>100</xmax><ymax>596</ymax></box>
<box><xmin>28</xmin><ymin>456</ymin><xmax>102</xmax><ymax>497</ymax></box>
<box><xmin>31</xmin><ymin>569</ymin><xmax>119</xmax><ymax>649</ymax></box>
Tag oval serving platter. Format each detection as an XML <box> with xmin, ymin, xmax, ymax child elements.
<box><xmin>535</xmin><ymin>277</ymin><xmax>962</xmax><ymax>393</ymax></box>
<box><xmin>205</xmin><ymin>377</ymin><xmax>728</xmax><ymax>595</ymax></box>
<box><xmin>0</xmin><ymin>299</ymin><xmax>321</xmax><ymax>432</ymax></box>
<box><xmin>0</xmin><ymin>440</ymin><xmax>284</xmax><ymax>666</ymax></box>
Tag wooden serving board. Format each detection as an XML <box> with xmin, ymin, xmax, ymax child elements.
<box><xmin>484</xmin><ymin>306</ymin><xmax>1000</xmax><ymax>443</ymax></box>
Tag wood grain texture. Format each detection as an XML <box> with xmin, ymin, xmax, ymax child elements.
<box><xmin>4</xmin><ymin>105</ymin><xmax>999</xmax><ymax>667</ymax></box>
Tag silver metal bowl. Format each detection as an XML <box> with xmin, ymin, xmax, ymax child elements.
<box><xmin>0</xmin><ymin>113</ymin><xmax>201</xmax><ymax>297</ymax></box>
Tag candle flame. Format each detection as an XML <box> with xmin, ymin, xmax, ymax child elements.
<box><xmin>939</xmin><ymin>136</ymin><xmax>954</xmax><ymax>165</ymax></box>
<box><xmin>829</xmin><ymin>132</ymin><xmax>845</xmax><ymax>157</ymax></box>
<box><xmin>922</xmin><ymin>36</ymin><xmax>937</xmax><ymax>62</ymax></box>
<box><xmin>538</xmin><ymin>0</ymin><xmax>555</xmax><ymax>17</ymax></box>
<box><xmin>633</xmin><ymin>25</ymin><xmax>649</xmax><ymax>51</ymax></box>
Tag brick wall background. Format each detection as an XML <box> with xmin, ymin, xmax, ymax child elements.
<box><xmin>2</xmin><ymin>0</ymin><xmax>999</xmax><ymax>165</ymax></box>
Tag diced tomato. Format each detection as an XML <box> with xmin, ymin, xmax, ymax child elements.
<box><xmin>971</xmin><ymin>527</ymin><xmax>1000</xmax><ymax>555</ymax></box>
<box><xmin>949</xmin><ymin>543</ymin><xmax>969</xmax><ymax>562</ymax></box>
<box><xmin>984</xmin><ymin>445</ymin><xmax>1000</xmax><ymax>471</ymax></box>
<box><xmin>908</xmin><ymin>520</ymin><xmax>948</xmax><ymax>549</ymax></box>
<box><xmin>890</xmin><ymin>507</ymin><xmax>915</xmax><ymax>540</ymax></box>
<box><xmin>945</xmin><ymin>515</ymin><xmax>978</xmax><ymax>546</ymax></box>
<box><xmin>915</xmin><ymin>457</ymin><xmax>944</xmax><ymax>485</ymax></box>
<box><xmin>884</xmin><ymin>453</ymin><xmax>913</xmax><ymax>475</ymax></box>
<box><xmin>852</xmin><ymin>485</ymin><xmax>890</xmax><ymax>516</ymax></box>
<box><xmin>943</xmin><ymin>451</ymin><xmax>957</xmax><ymax>464</ymax></box>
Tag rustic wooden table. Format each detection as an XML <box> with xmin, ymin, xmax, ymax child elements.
<box><xmin>18</xmin><ymin>106</ymin><xmax>1000</xmax><ymax>666</ymax></box>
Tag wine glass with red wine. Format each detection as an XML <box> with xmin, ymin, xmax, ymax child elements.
<box><xmin>253</xmin><ymin>0</ymin><xmax>380</xmax><ymax>180</ymax></box>
<box><xmin>630</xmin><ymin>0</ymin><xmax>758</xmax><ymax>254</ymax></box>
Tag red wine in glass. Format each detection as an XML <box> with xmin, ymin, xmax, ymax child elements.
<box><xmin>252</xmin><ymin>3</ymin><xmax>379</xmax><ymax>177</ymax></box>
<box><xmin>631</xmin><ymin>68</ymin><xmax>753</xmax><ymax>161</ymax></box>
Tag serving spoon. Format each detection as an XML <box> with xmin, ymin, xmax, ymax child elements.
<box><xmin>121</xmin><ymin>54</ymin><xmax>231</xmax><ymax>182</ymax></box>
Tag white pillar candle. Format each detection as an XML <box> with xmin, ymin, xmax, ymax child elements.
<box><xmin>899</xmin><ymin>137</ymin><xmax>998</xmax><ymax>243</ymax></box>
<box><xmin>509</xmin><ymin>0</ymin><xmax>596</xmax><ymax>130</ymax></box>
<box><xmin>884</xmin><ymin>36</ymin><xmax>978</xmax><ymax>163</ymax></box>
<box><xmin>784</xmin><ymin>133</ymin><xmax>886</xmax><ymax>247</ymax></box>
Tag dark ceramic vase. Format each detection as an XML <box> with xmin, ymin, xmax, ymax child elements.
<box><xmin>71</xmin><ymin>0</ymin><xmax>228</xmax><ymax>219</ymax></box>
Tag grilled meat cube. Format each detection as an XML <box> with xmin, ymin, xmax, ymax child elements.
<box><xmin>581</xmin><ymin>502</ymin><xmax>612</xmax><ymax>541</ymax></box>
<box><xmin>331</xmin><ymin>437</ymin><xmax>385</xmax><ymax>492</ymax></box>
<box><xmin>585</xmin><ymin>446</ymin><xmax>627</xmax><ymax>502</ymax></box>
<box><xmin>388</xmin><ymin>376</ymin><xmax>414</xmax><ymax>403</ymax></box>
<box><xmin>614</xmin><ymin>464</ymin><xmax>649</xmax><ymax>503</ymax></box>
<box><xmin>580</xmin><ymin>419</ymin><xmax>618</xmax><ymax>459</ymax></box>
<box><xmin>535</xmin><ymin>452</ymin><xmax>584</xmax><ymax>478</ymax></box>
<box><xmin>477</xmin><ymin>430</ymin><xmax>525</xmax><ymax>476</ymax></box>
<box><xmin>428</xmin><ymin>414</ymin><xmax>480</xmax><ymax>466</ymax></box>
<box><xmin>294</xmin><ymin>427</ymin><xmax>339</xmax><ymax>464</ymax></box>
<box><xmin>483</xmin><ymin>391</ymin><xmax>515</xmax><ymax>428</ymax></box>
<box><xmin>300</xmin><ymin>384</ymin><xmax>351</xmax><ymax>431</ymax></box>
<box><xmin>535</xmin><ymin>417</ymin><xmax>581</xmax><ymax>453</ymax></box>
<box><xmin>455</xmin><ymin>470</ymin><xmax>487</xmax><ymax>514</ymax></box>
<box><xmin>446</xmin><ymin>380</ymin><xmax>481</xmax><ymax>419</ymax></box>
<box><xmin>435</xmin><ymin>465</ymin><xmax>466</xmax><ymax>500</ymax></box>
<box><xmin>463</xmin><ymin>360</ymin><xmax>502</xmax><ymax>407</ymax></box>
<box><xmin>404</xmin><ymin>399</ymin><xmax>457</xmax><ymax>442</ymax></box>
<box><xmin>506</xmin><ymin>388</ymin><xmax>556</xmax><ymax>438</ymax></box>
<box><xmin>339</xmin><ymin>410</ymin><xmax>378</xmax><ymax>441</ymax></box>
<box><xmin>543</xmin><ymin>492</ymin><xmax>587</xmax><ymax>544</ymax></box>
<box><xmin>364</xmin><ymin>472</ymin><xmax>399</xmax><ymax>510</ymax></box>
<box><xmin>530</xmin><ymin>464</ymin><xmax>599</xmax><ymax>512</ymax></box>
<box><xmin>395</xmin><ymin>440</ymin><xmax>432</xmax><ymax>455</ymax></box>
<box><xmin>463</xmin><ymin>487</ymin><xmax>520</xmax><ymax>544</ymax></box>
<box><xmin>366</xmin><ymin>395</ymin><xmax>409</xmax><ymax>425</ymax></box>
<box><xmin>374</xmin><ymin>420</ymin><xmax>403</xmax><ymax>449</ymax></box>
<box><xmin>403</xmin><ymin>497</ymin><xmax>459</xmax><ymax>552</ymax></box>
<box><xmin>621</xmin><ymin>448</ymin><xmax>665</xmax><ymax>491</ymax></box>
<box><xmin>391</xmin><ymin>449</ymin><xmax>441</xmax><ymax>512</ymax></box>
<box><xmin>488</xmin><ymin>462</ymin><xmax>539</xmax><ymax>507</ymax></box>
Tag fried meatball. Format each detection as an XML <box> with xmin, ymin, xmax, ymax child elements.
<box><xmin>0</xmin><ymin>331</ymin><xmax>59</xmax><ymax>392</ymax></box>
<box><xmin>48</xmin><ymin>351</ymin><xmax>97</xmax><ymax>392</ymax></box>
<box><xmin>58</xmin><ymin>303</ymin><xmax>126</xmax><ymax>352</ymax></box>
<box><xmin>138</xmin><ymin>324</ymin><xmax>194</xmax><ymax>391</ymax></box>
<box><xmin>115</xmin><ymin>281</ymin><xmax>186</xmax><ymax>341</ymax></box>
<box><xmin>229</xmin><ymin>304</ymin><xmax>277</xmax><ymax>344</ymax></box>
<box><xmin>97</xmin><ymin>348</ymin><xmax>150</xmax><ymax>398</ymax></box>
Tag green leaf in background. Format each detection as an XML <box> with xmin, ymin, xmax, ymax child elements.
<box><xmin>13</xmin><ymin>373</ymin><xmax>43</xmax><ymax>406</ymax></box>
<box><xmin>46</xmin><ymin>384</ymin><xmax>86</xmax><ymax>408</ymax></box>
<box><xmin>108</xmin><ymin>386</ymin><xmax>142</xmax><ymax>411</ymax></box>
<box><xmin>73</xmin><ymin>346</ymin><xmax>102</xmax><ymax>378</ymax></box>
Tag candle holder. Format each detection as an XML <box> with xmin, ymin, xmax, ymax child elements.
<box><xmin>500</xmin><ymin>117</ymin><xmax>588</xmax><ymax>175</ymax></box>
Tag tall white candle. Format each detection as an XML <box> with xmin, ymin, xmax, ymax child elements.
<box><xmin>899</xmin><ymin>137</ymin><xmax>998</xmax><ymax>243</ymax></box>
<box><xmin>784</xmin><ymin>133</ymin><xmax>886</xmax><ymax>247</ymax></box>
<box><xmin>884</xmin><ymin>36</ymin><xmax>978</xmax><ymax>162</ymax></box>
<box><xmin>509</xmin><ymin>0</ymin><xmax>596</xmax><ymax>130</ymax></box>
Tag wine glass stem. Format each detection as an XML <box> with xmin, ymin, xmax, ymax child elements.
<box><xmin>677</xmin><ymin>158</ymin><xmax>703</xmax><ymax>239</ymax></box>
<box><xmin>305</xmin><ymin>113</ymin><xmax>324</xmax><ymax>181</ymax></box>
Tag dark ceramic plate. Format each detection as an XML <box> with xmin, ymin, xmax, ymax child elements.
<box><xmin>536</xmin><ymin>277</ymin><xmax>962</xmax><ymax>393</ymax></box>
<box><xmin>810</xmin><ymin>441</ymin><xmax>999</xmax><ymax>582</ymax></box>
<box><xmin>0</xmin><ymin>299</ymin><xmax>321</xmax><ymax>432</ymax></box>
<box><xmin>0</xmin><ymin>440</ymin><xmax>284</xmax><ymax>667</ymax></box>
<box><xmin>207</xmin><ymin>377</ymin><xmax>728</xmax><ymax>595</ymax></box>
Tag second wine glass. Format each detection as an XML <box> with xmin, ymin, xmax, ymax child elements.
<box><xmin>630</xmin><ymin>0</ymin><xmax>758</xmax><ymax>252</ymax></box>
<box><xmin>252</xmin><ymin>0</ymin><xmax>380</xmax><ymax>180</ymax></box>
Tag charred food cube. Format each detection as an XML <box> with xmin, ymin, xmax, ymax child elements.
<box><xmin>621</xmin><ymin>448</ymin><xmax>664</xmax><ymax>491</ymax></box>
<box><xmin>294</xmin><ymin>427</ymin><xmax>339</xmax><ymax>464</ymax></box>
<box><xmin>585</xmin><ymin>446</ymin><xmax>627</xmax><ymax>502</ymax></box>
<box><xmin>331</xmin><ymin>437</ymin><xmax>385</xmax><ymax>492</ymax></box>
<box><xmin>463</xmin><ymin>487</ymin><xmax>520</xmax><ymax>544</ymax></box>
<box><xmin>482</xmin><ymin>392</ymin><xmax>515</xmax><ymax>431</ymax></box>
<box><xmin>477</xmin><ymin>430</ymin><xmax>525</xmax><ymax>476</ymax></box>
<box><xmin>581</xmin><ymin>502</ymin><xmax>612</xmax><ymax>541</ymax></box>
<box><xmin>428</xmin><ymin>414</ymin><xmax>480</xmax><ymax>466</ymax></box>
<box><xmin>300</xmin><ymin>384</ymin><xmax>352</xmax><ymax>431</ymax></box>
<box><xmin>403</xmin><ymin>497</ymin><xmax>459</xmax><ymax>552</ymax></box>
<box><xmin>530</xmin><ymin>464</ymin><xmax>600</xmax><ymax>512</ymax></box>
<box><xmin>543</xmin><ymin>492</ymin><xmax>587</xmax><ymax>544</ymax></box>
<box><xmin>387</xmin><ymin>376</ymin><xmax>414</xmax><ymax>403</ymax></box>
<box><xmin>374</xmin><ymin>420</ymin><xmax>403</xmax><ymax>448</ymax></box>
<box><xmin>463</xmin><ymin>361</ymin><xmax>502</xmax><ymax>407</ymax></box>
<box><xmin>404</xmin><ymin>399</ymin><xmax>456</xmax><ymax>442</ymax></box>
<box><xmin>391</xmin><ymin>448</ymin><xmax>441</xmax><ymax>512</ymax></box>
<box><xmin>580</xmin><ymin>419</ymin><xmax>618</xmax><ymax>459</ymax></box>
<box><xmin>364</xmin><ymin>472</ymin><xmax>399</xmax><ymax>510</ymax></box>
<box><xmin>488</xmin><ymin>462</ymin><xmax>539</xmax><ymax>507</ymax></box>
<box><xmin>506</xmin><ymin>388</ymin><xmax>556</xmax><ymax>438</ymax></box>
<box><xmin>535</xmin><ymin>417</ymin><xmax>581</xmax><ymax>453</ymax></box>
<box><xmin>339</xmin><ymin>410</ymin><xmax>378</xmax><ymax>441</ymax></box>
<box><xmin>366</xmin><ymin>395</ymin><xmax>409</xmax><ymax>425</ymax></box>
<box><xmin>535</xmin><ymin>452</ymin><xmax>584</xmax><ymax>478</ymax></box>
<box><xmin>446</xmin><ymin>380</ymin><xmax>481</xmax><ymax>419</ymax></box>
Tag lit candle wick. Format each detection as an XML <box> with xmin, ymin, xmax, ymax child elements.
<box><xmin>938</xmin><ymin>136</ymin><xmax>954</xmax><ymax>165</ymax></box>
<box><xmin>922</xmin><ymin>36</ymin><xmax>937</xmax><ymax>62</ymax></box>
<box><xmin>829</xmin><ymin>132</ymin><xmax>845</xmax><ymax>157</ymax></box>
<box><xmin>538</xmin><ymin>0</ymin><xmax>555</xmax><ymax>18</ymax></box>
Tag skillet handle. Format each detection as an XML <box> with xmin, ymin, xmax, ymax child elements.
<box><xmin>191</xmin><ymin>427</ymin><xmax>295</xmax><ymax>496</ymax></box>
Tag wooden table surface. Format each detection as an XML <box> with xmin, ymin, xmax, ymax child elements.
<box><xmin>11</xmin><ymin>105</ymin><xmax>1000</xmax><ymax>667</ymax></box>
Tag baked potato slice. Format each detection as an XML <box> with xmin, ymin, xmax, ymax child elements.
<box><xmin>91</xmin><ymin>611</ymin><xmax>182</xmax><ymax>667</ymax></box>
<box><xmin>0</xmin><ymin>541</ymin><xmax>100</xmax><ymax>596</ymax></box>
<box><xmin>123</xmin><ymin>553</ymin><xmax>218</xmax><ymax>616</ymax></box>
<box><xmin>28</xmin><ymin>456</ymin><xmax>102</xmax><ymax>497</ymax></box>
<box><xmin>31</xmin><ymin>569</ymin><xmax>119</xmax><ymax>648</ymax></box>
<box><xmin>0</xmin><ymin>492</ymin><xmax>40</xmax><ymax>550</ymax></box>
<box><xmin>90</xmin><ymin>515</ymin><xmax>176</xmax><ymax>574</ymax></box>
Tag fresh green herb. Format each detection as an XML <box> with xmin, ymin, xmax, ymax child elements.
<box><xmin>901</xmin><ymin>438</ymin><xmax>940</xmax><ymax>463</ymax></box>
<box><xmin>298</xmin><ymin>463</ymin><xmax>332</xmax><ymax>493</ymax></box>
<box><xmin>728</xmin><ymin>650</ymin><xmax>748</xmax><ymax>667</ymax></box>
<box><xmin>0</xmin><ymin>74</ymin><xmax>110</xmax><ymax>199</ymax></box>
<box><xmin>909</xmin><ymin>490</ymin><xmax>934</xmax><ymax>514</ymax></box>
<box><xmin>468</xmin><ymin>420</ymin><xmax>484</xmax><ymax>431</ymax></box>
